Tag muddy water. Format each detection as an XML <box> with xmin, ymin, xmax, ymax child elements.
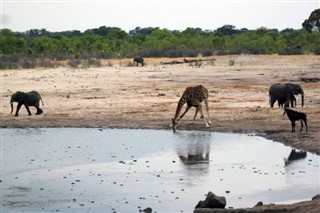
<box><xmin>1</xmin><ymin>128</ymin><xmax>319</xmax><ymax>213</ymax></box>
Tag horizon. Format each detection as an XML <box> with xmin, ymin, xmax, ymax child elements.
<box><xmin>2</xmin><ymin>1</ymin><xmax>319</xmax><ymax>33</ymax></box>
<box><xmin>0</xmin><ymin>25</ymin><xmax>308</xmax><ymax>34</ymax></box>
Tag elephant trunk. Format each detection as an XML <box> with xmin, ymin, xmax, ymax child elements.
<box><xmin>301</xmin><ymin>94</ymin><xmax>304</xmax><ymax>107</ymax></box>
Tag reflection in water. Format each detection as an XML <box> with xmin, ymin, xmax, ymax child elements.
<box><xmin>176</xmin><ymin>132</ymin><xmax>211</xmax><ymax>165</ymax></box>
<box><xmin>2</xmin><ymin>128</ymin><xmax>319</xmax><ymax>213</ymax></box>
<box><xmin>285</xmin><ymin>149</ymin><xmax>307</xmax><ymax>166</ymax></box>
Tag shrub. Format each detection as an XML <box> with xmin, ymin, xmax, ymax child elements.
<box><xmin>20</xmin><ymin>57</ymin><xmax>37</xmax><ymax>69</ymax></box>
<box><xmin>127</xmin><ymin>61</ymin><xmax>134</xmax><ymax>67</ymax></box>
<box><xmin>68</xmin><ymin>59</ymin><xmax>81</xmax><ymax>68</ymax></box>
<box><xmin>202</xmin><ymin>49</ymin><xmax>213</xmax><ymax>57</ymax></box>
<box><xmin>165</xmin><ymin>49</ymin><xmax>183</xmax><ymax>58</ymax></box>
<box><xmin>88</xmin><ymin>58</ymin><xmax>102</xmax><ymax>67</ymax></box>
<box><xmin>314</xmin><ymin>46</ymin><xmax>320</xmax><ymax>55</ymax></box>
<box><xmin>184</xmin><ymin>49</ymin><xmax>198</xmax><ymax>57</ymax></box>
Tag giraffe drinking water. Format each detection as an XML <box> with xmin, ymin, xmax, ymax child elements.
<box><xmin>171</xmin><ymin>85</ymin><xmax>211</xmax><ymax>133</ymax></box>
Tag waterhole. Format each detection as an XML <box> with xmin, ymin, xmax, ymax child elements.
<box><xmin>1</xmin><ymin>128</ymin><xmax>319</xmax><ymax>212</ymax></box>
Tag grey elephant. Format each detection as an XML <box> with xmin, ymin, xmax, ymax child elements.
<box><xmin>269</xmin><ymin>83</ymin><xmax>304</xmax><ymax>108</ymax></box>
<box><xmin>10</xmin><ymin>91</ymin><xmax>44</xmax><ymax>116</ymax></box>
<box><xmin>277</xmin><ymin>93</ymin><xmax>296</xmax><ymax>108</ymax></box>
<box><xmin>133</xmin><ymin>57</ymin><xmax>144</xmax><ymax>66</ymax></box>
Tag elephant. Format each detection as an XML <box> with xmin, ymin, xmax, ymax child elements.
<box><xmin>269</xmin><ymin>83</ymin><xmax>304</xmax><ymax>108</ymax></box>
<box><xmin>133</xmin><ymin>57</ymin><xmax>144</xmax><ymax>66</ymax></box>
<box><xmin>277</xmin><ymin>93</ymin><xmax>296</xmax><ymax>108</ymax></box>
<box><xmin>10</xmin><ymin>91</ymin><xmax>44</xmax><ymax>116</ymax></box>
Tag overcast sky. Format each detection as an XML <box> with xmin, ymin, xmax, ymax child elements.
<box><xmin>1</xmin><ymin>0</ymin><xmax>319</xmax><ymax>32</ymax></box>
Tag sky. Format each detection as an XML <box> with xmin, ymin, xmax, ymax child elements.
<box><xmin>1</xmin><ymin>0</ymin><xmax>319</xmax><ymax>33</ymax></box>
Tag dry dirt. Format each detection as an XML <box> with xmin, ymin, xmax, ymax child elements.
<box><xmin>1</xmin><ymin>55</ymin><xmax>320</xmax><ymax>212</ymax></box>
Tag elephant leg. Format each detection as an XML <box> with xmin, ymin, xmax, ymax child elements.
<box><xmin>15</xmin><ymin>103</ymin><xmax>23</xmax><ymax>116</ymax></box>
<box><xmin>36</xmin><ymin>107</ymin><xmax>43</xmax><ymax>115</ymax></box>
<box><xmin>24</xmin><ymin>104</ymin><xmax>32</xmax><ymax>116</ymax></box>
<box><xmin>270</xmin><ymin>99</ymin><xmax>276</xmax><ymax>108</ymax></box>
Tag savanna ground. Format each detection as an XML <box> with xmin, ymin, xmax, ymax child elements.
<box><xmin>1</xmin><ymin>55</ymin><xmax>319</xmax><ymax>212</ymax></box>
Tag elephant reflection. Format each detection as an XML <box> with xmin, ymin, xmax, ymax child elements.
<box><xmin>176</xmin><ymin>132</ymin><xmax>211</xmax><ymax>165</ymax></box>
<box><xmin>284</xmin><ymin>149</ymin><xmax>307</xmax><ymax>166</ymax></box>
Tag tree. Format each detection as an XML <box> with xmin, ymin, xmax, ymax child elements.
<box><xmin>302</xmin><ymin>9</ymin><xmax>320</xmax><ymax>32</ymax></box>
<box><xmin>215</xmin><ymin>25</ymin><xmax>239</xmax><ymax>36</ymax></box>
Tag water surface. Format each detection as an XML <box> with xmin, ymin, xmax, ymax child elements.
<box><xmin>1</xmin><ymin>128</ymin><xmax>319</xmax><ymax>213</ymax></box>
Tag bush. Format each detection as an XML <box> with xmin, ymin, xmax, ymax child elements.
<box><xmin>314</xmin><ymin>46</ymin><xmax>320</xmax><ymax>55</ymax></box>
<box><xmin>165</xmin><ymin>49</ymin><xmax>183</xmax><ymax>58</ymax></box>
<box><xmin>202</xmin><ymin>49</ymin><xmax>213</xmax><ymax>57</ymax></box>
<box><xmin>184</xmin><ymin>49</ymin><xmax>198</xmax><ymax>57</ymax></box>
<box><xmin>279</xmin><ymin>45</ymin><xmax>303</xmax><ymax>55</ymax></box>
<box><xmin>127</xmin><ymin>61</ymin><xmax>134</xmax><ymax>67</ymax></box>
<box><xmin>0</xmin><ymin>55</ymin><xmax>20</xmax><ymax>69</ymax></box>
<box><xmin>20</xmin><ymin>57</ymin><xmax>37</xmax><ymax>69</ymax></box>
<box><xmin>88</xmin><ymin>58</ymin><xmax>102</xmax><ymax>67</ymax></box>
<box><xmin>68</xmin><ymin>59</ymin><xmax>81</xmax><ymax>68</ymax></box>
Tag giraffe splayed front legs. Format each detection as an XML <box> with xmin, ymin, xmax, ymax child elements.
<box><xmin>171</xmin><ymin>85</ymin><xmax>211</xmax><ymax>133</ymax></box>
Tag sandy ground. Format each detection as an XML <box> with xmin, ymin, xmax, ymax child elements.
<box><xmin>1</xmin><ymin>55</ymin><xmax>320</xmax><ymax>212</ymax></box>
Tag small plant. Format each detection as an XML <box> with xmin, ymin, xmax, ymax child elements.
<box><xmin>127</xmin><ymin>61</ymin><xmax>135</xmax><ymax>67</ymax></box>
<box><xmin>88</xmin><ymin>58</ymin><xmax>102</xmax><ymax>67</ymax></box>
<box><xmin>68</xmin><ymin>59</ymin><xmax>81</xmax><ymax>68</ymax></box>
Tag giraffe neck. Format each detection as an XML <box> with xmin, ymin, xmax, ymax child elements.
<box><xmin>174</xmin><ymin>98</ymin><xmax>186</xmax><ymax>120</ymax></box>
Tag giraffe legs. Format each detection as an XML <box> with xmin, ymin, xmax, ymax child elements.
<box><xmin>198</xmin><ymin>104</ymin><xmax>210</xmax><ymax>128</ymax></box>
<box><xmin>205</xmin><ymin>98</ymin><xmax>211</xmax><ymax>125</ymax></box>
<box><xmin>172</xmin><ymin>103</ymin><xmax>211</xmax><ymax>129</ymax></box>
<box><xmin>179</xmin><ymin>105</ymin><xmax>191</xmax><ymax>121</ymax></box>
<box><xmin>193</xmin><ymin>108</ymin><xmax>199</xmax><ymax>120</ymax></box>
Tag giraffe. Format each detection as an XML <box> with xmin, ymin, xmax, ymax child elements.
<box><xmin>171</xmin><ymin>85</ymin><xmax>211</xmax><ymax>133</ymax></box>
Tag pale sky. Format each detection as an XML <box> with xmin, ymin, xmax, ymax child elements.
<box><xmin>1</xmin><ymin>0</ymin><xmax>319</xmax><ymax>32</ymax></box>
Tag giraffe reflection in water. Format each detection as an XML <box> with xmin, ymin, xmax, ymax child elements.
<box><xmin>176</xmin><ymin>131</ymin><xmax>211</xmax><ymax>166</ymax></box>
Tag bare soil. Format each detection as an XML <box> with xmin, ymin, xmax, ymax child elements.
<box><xmin>1</xmin><ymin>55</ymin><xmax>319</xmax><ymax>212</ymax></box>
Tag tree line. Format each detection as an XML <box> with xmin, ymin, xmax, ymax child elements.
<box><xmin>1</xmin><ymin>25</ymin><xmax>320</xmax><ymax>69</ymax></box>
<box><xmin>1</xmin><ymin>25</ymin><xmax>320</xmax><ymax>58</ymax></box>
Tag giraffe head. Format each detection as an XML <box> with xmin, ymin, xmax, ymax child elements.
<box><xmin>171</xmin><ymin>118</ymin><xmax>178</xmax><ymax>133</ymax></box>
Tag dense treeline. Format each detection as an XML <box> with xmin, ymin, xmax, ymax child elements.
<box><xmin>0</xmin><ymin>25</ymin><xmax>320</xmax><ymax>68</ymax></box>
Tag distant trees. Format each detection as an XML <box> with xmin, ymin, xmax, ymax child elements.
<box><xmin>303</xmin><ymin>8</ymin><xmax>320</xmax><ymax>32</ymax></box>
<box><xmin>0</xmin><ymin>23</ymin><xmax>320</xmax><ymax>66</ymax></box>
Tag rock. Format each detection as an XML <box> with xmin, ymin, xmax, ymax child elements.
<box><xmin>312</xmin><ymin>194</ymin><xmax>320</xmax><ymax>200</ymax></box>
<box><xmin>254</xmin><ymin>201</ymin><xmax>263</xmax><ymax>207</ymax></box>
<box><xmin>143</xmin><ymin>207</ymin><xmax>152</xmax><ymax>213</ymax></box>
<box><xmin>195</xmin><ymin>191</ymin><xmax>226</xmax><ymax>209</ymax></box>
